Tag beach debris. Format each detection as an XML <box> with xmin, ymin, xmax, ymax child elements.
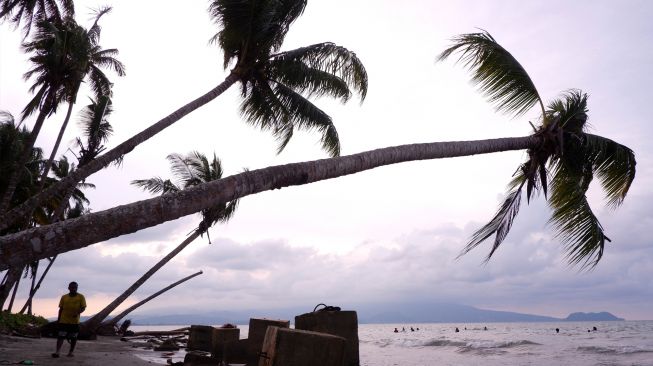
<box><xmin>154</xmin><ymin>339</ymin><xmax>180</xmax><ymax>351</ymax></box>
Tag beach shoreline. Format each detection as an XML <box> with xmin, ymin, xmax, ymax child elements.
<box><xmin>0</xmin><ymin>334</ymin><xmax>153</xmax><ymax>366</ymax></box>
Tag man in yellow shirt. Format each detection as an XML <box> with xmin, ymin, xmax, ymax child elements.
<box><xmin>52</xmin><ymin>281</ymin><xmax>86</xmax><ymax>358</ymax></box>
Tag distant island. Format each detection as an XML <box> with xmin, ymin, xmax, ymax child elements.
<box><xmin>564</xmin><ymin>312</ymin><xmax>624</xmax><ymax>321</ymax></box>
<box><xmin>125</xmin><ymin>303</ymin><xmax>625</xmax><ymax>325</ymax></box>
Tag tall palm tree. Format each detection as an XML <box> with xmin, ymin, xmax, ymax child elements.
<box><xmin>82</xmin><ymin>151</ymin><xmax>238</xmax><ymax>332</ymax></box>
<box><xmin>0</xmin><ymin>32</ymin><xmax>635</xmax><ymax>271</ymax></box>
<box><xmin>437</xmin><ymin>31</ymin><xmax>635</xmax><ymax>268</ymax></box>
<box><xmin>37</xmin><ymin>8</ymin><xmax>124</xmax><ymax>187</ymax></box>
<box><xmin>15</xmin><ymin>96</ymin><xmax>111</xmax><ymax>312</ymax></box>
<box><xmin>0</xmin><ymin>0</ymin><xmax>368</xmax><ymax>232</ymax></box>
<box><xmin>0</xmin><ymin>9</ymin><xmax>124</xmax><ymax>213</ymax></box>
<box><xmin>0</xmin><ymin>0</ymin><xmax>74</xmax><ymax>37</ymax></box>
<box><xmin>0</xmin><ymin>114</ymin><xmax>47</xmax><ymax>308</ymax></box>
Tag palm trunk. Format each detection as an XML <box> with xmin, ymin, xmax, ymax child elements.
<box><xmin>21</xmin><ymin>261</ymin><xmax>38</xmax><ymax>315</ymax></box>
<box><xmin>19</xmin><ymin>256</ymin><xmax>56</xmax><ymax>314</ymax></box>
<box><xmin>0</xmin><ymin>135</ymin><xmax>538</xmax><ymax>270</ymax></box>
<box><xmin>82</xmin><ymin>230</ymin><xmax>202</xmax><ymax>332</ymax></box>
<box><xmin>38</xmin><ymin>92</ymin><xmax>78</xmax><ymax>187</ymax></box>
<box><xmin>0</xmin><ymin>87</ymin><xmax>55</xmax><ymax>213</ymax></box>
<box><xmin>0</xmin><ymin>73</ymin><xmax>240</xmax><ymax>231</ymax></box>
<box><xmin>102</xmin><ymin>271</ymin><xmax>203</xmax><ymax>327</ymax></box>
<box><xmin>0</xmin><ymin>266</ymin><xmax>23</xmax><ymax>309</ymax></box>
<box><xmin>6</xmin><ymin>269</ymin><xmax>21</xmax><ymax>312</ymax></box>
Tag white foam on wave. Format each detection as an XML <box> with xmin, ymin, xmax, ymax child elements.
<box><xmin>577</xmin><ymin>345</ymin><xmax>653</xmax><ymax>355</ymax></box>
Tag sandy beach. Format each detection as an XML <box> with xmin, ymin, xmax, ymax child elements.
<box><xmin>0</xmin><ymin>334</ymin><xmax>152</xmax><ymax>366</ymax></box>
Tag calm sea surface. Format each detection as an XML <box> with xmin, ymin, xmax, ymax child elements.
<box><xmin>131</xmin><ymin>321</ymin><xmax>653</xmax><ymax>365</ymax></box>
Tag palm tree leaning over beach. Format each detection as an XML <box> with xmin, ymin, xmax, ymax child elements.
<box><xmin>0</xmin><ymin>0</ymin><xmax>74</xmax><ymax>37</ymax></box>
<box><xmin>81</xmin><ymin>151</ymin><xmax>238</xmax><ymax>333</ymax></box>
<box><xmin>0</xmin><ymin>0</ymin><xmax>368</xmax><ymax>232</ymax></box>
<box><xmin>0</xmin><ymin>8</ymin><xmax>124</xmax><ymax>213</ymax></box>
<box><xmin>0</xmin><ymin>31</ymin><xmax>635</xmax><ymax>270</ymax></box>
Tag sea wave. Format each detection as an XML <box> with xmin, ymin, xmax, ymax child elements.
<box><xmin>457</xmin><ymin>340</ymin><xmax>541</xmax><ymax>354</ymax></box>
<box><xmin>422</xmin><ymin>339</ymin><xmax>468</xmax><ymax>347</ymax></box>
<box><xmin>577</xmin><ymin>345</ymin><xmax>653</xmax><ymax>355</ymax></box>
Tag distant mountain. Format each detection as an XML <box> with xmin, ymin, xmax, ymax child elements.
<box><xmin>564</xmin><ymin>312</ymin><xmax>624</xmax><ymax>321</ymax></box>
<box><xmin>126</xmin><ymin>302</ymin><xmax>625</xmax><ymax>325</ymax></box>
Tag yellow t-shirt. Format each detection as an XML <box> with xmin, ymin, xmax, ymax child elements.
<box><xmin>59</xmin><ymin>293</ymin><xmax>86</xmax><ymax>324</ymax></box>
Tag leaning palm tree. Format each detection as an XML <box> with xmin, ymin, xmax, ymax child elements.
<box><xmin>100</xmin><ymin>271</ymin><xmax>203</xmax><ymax>329</ymax></box>
<box><xmin>0</xmin><ymin>0</ymin><xmax>74</xmax><ymax>37</ymax></box>
<box><xmin>0</xmin><ymin>31</ymin><xmax>635</xmax><ymax>271</ymax></box>
<box><xmin>0</xmin><ymin>10</ymin><xmax>124</xmax><ymax>213</ymax></box>
<box><xmin>0</xmin><ymin>0</ymin><xmax>368</xmax><ymax>232</ymax></box>
<box><xmin>81</xmin><ymin>151</ymin><xmax>238</xmax><ymax>333</ymax></box>
<box><xmin>437</xmin><ymin>31</ymin><xmax>635</xmax><ymax>268</ymax></box>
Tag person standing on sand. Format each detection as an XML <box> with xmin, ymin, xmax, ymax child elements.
<box><xmin>52</xmin><ymin>282</ymin><xmax>86</xmax><ymax>358</ymax></box>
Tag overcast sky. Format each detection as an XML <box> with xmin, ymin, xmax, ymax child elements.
<box><xmin>1</xmin><ymin>0</ymin><xmax>652</xmax><ymax>320</ymax></box>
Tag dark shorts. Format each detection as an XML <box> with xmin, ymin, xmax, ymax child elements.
<box><xmin>57</xmin><ymin>323</ymin><xmax>80</xmax><ymax>339</ymax></box>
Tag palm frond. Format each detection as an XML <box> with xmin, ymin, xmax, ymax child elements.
<box><xmin>461</xmin><ymin>172</ymin><xmax>526</xmax><ymax>261</ymax></box>
<box><xmin>458</xmin><ymin>170</ymin><xmax>527</xmax><ymax>262</ymax></box>
<box><xmin>546</xmin><ymin>90</ymin><xmax>588</xmax><ymax>133</ymax></box>
<box><xmin>548</xmin><ymin>157</ymin><xmax>607</xmax><ymax>268</ymax></box>
<box><xmin>438</xmin><ymin>30</ymin><xmax>543</xmax><ymax>118</ymax></box>
<box><xmin>273</xmin><ymin>82</ymin><xmax>340</xmax><ymax>156</ymax></box>
<box><xmin>583</xmin><ymin>134</ymin><xmax>636</xmax><ymax>208</ymax></box>
<box><xmin>131</xmin><ymin>177</ymin><xmax>180</xmax><ymax>195</ymax></box>
<box><xmin>209</xmin><ymin>0</ymin><xmax>307</xmax><ymax>68</ymax></box>
<box><xmin>268</xmin><ymin>58</ymin><xmax>351</xmax><ymax>102</ymax></box>
<box><xmin>272</xmin><ymin>42</ymin><xmax>368</xmax><ymax>101</ymax></box>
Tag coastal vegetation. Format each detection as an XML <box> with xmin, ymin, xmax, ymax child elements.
<box><xmin>0</xmin><ymin>0</ymin><xmax>637</xmax><ymax>338</ymax></box>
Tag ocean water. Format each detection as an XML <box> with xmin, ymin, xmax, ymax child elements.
<box><xmin>131</xmin><ymin>321</ymin><xmax>653</xmax><ymax>365</ymax></box>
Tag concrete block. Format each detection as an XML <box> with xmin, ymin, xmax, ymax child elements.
<box><xmin>295</xmin><ymin>311</ymin><xmax>359</xmax><ymax>366</ymax></box>
<box><xmin>188</xmin><ymin>325</ymin><xmax>215</xmax><ymax>351</ymax></box>
<box><xmin>223</xmin><ymin>338</ymin><xmax>249</xmax><ymax>365</ymax></box>
<box><xmin>247</xmin><ymin>318</ymin><xmax>289</xmax><ymax>365</ymax></box>
<box><xmin>258</xmin><ymin>327</ymin><xmax>346</xmax><ymax>366</ymax></box>
<box><xmin>183</xmin><ymin>352</ymin><xmax>219</xmax><ymax>366</ymax></box>
<box><xmin>210</xmin><ymin>327</ymin><xmax>240</xmax><ymax>360</ymax></box>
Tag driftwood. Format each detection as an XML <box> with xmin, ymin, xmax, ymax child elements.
<box><xmin>131</xmin><ymin>330</ymin><xmax>189</xmax><ymax>336</ymax></box>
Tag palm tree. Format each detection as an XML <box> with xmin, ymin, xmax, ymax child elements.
<box><xmin>0</xmin><ymin>0</ymin><xmax>368</xmax><ymax>232</ymax></box>
<box><xmin>437</xmin><ymin>31</ymin><xmax>635</xmax><ymax>268</ymax></box>
<box><xmin>81</xmin><ymin>151</ymin><xmax>238</xmax><ymax>332</ymax></box>
<box><xmin>37</xmin><ymin>8</ymin><xmax>124</xmax><ymax>187</ymax></box>
<box><xmin>0</xmin><ymin>32</ymin><xmax>635</xmax><ymax>271</ymax></box>
<box><xmin>0</xmin><ymin>10</ymin><xmax>124</xmax><ymax>213</ymax></box>
<box><xmin>0</xmin><ymin>0</ymin><xmax>74</xmax><ymax>37</ymax></box>
<box><xmin>15</xmin><ymin>96</ymin><xmax>111</xmax><ymax>312</ymax></box>
<box><xmin>0</xmin><ymin>113</ymin><xmax>47</xmax><ymax>308</ymax></box>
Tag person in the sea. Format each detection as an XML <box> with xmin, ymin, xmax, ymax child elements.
<box><xmin>394</xmin><ymin>328</ymin><xmax>399</xmax><ymax>333</ymax></box>
<box><xmin>410</xmin><ymin>327</ymin><xmax>415</xmax><ymax>332</ymax></box>
<box><xmin>556</xmin><ymin>328</ymin><xmax>560</xmax><ymax>333</ymax></box>
<box><xmin>455</xmin><ymin>327</ymin><xmax>459</xmax><ymax>333</ymax></box>
<box><xmin>593</xmin><ymin>326</ymin><xmax>597</xmax><ymax>331</ymax></box>
<box><xmin>402</xmin><ymin>327</ymin><xmax>406</xmax><ymax>332</ymax></box>
<box><xmin>483</xmin><ymin>326</ymin><xmax>488</xmax><ymax>331</ymax></box>
<box><xmin>53</xmin><ymin>281</ymin><xmax>86</xmax><ymax>358</ymax></box>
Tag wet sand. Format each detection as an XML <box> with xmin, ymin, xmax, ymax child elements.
<box><xmin>0</xmin><ymin>334</ymin><xmax>152</xmax><ymax>365</ymax></box>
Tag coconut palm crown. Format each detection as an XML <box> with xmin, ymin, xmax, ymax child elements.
<box><xmin>438</xmin><ymin>30</ymin><xmax>636</xmax><ymax>268</ymax></box>
<box><xmin>21</xmin><ymin>8</ymin><xmax>125</xmax><ymax>121</ymax></box>
<box><xmin>132</xmin><ymin>151</ymin><xmax>239</xmax><ymax>239</ymax></box>
<box><xmin>209</xmin><ymin>0</ymin><xmax>368</xmax><ymax>157</ymax></box>
<box><xmin>0</xmin><ymin>0</ymin><xmax>74</xmax><ymax>37</ymax></box>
